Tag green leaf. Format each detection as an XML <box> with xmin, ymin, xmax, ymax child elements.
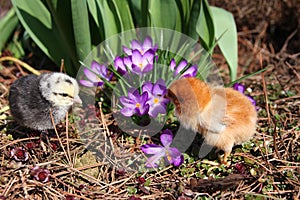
<box><xmin>71</xmin><ymin>0</ymin><xmax>91</xmax><ymax>61</ymax></box>
<box><xmin>187</xmin><ymin>0</ymin><xmax>200</xmax><ymax>40</ymax></box>
<box><xmin>176</xmin><ymin>0</ymin><xmax>193</xmax><ymax>34</ymax></box>
<box><xmin>211</xmin><ymin>6</ymin><xmax>238</xmax><ymax>81</ymax></box>
<box><xmin>87</xmin><ymin>0</ymin><xmax>104</xmax><ymax>42</ymax></box>
<box><xmin>112</xmin><ymin>0</ymin><xmax>134</xmax><ymax>31</ymax></box>
<box><xmin>225</xmin><ymin>67</ymin><xmax>270</xmax><ymax>87</ymax></box>
<box><xmin>196</xmin><ymin>0</ymin><xmax>215</xmax><ymax>52</ymax></box>
<box><xmin>12</xmin><ymin>0</ymin><xmax>79</xmax><ymax>75</ymax></box>
<box><xmin>7</xmin><ymin>35</ymin><xmax>25</xmax><ymax>58</ymax></box>
<box><xmin>148</xmin><ymin>0</ymin><xmax>181</xmax><ymax>31</ymax></box>
<box><xmin>127</xmin><ymin>0</ymin><xmax>143</xmax><ymax>27</ymax></box>
<box><xmin>97</xmin><ymin>0</ymin><xmax>118</xmax><ymax>38</ymax></box>
<box><xmin>12</xmin><ymin>0</ymin><xmax>52</xmax><ymax>56</ymax></box>
<box><xmin>87</xmin><ymin>0</ymin><xmax>100</xmax><ymax>27</ymax></box>
<box><xmin>0</xmin><ymin>8</ymin><xmax>19</xmax><ymax>51</ymax></box>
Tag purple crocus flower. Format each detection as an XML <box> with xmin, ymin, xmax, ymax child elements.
<box><xmin>114</xmin><ymin>56</ymin><xmax>132</xmax><ymax>75</ymax></box>
<box><xmin>120</xmin><ymin>88</ymin><xmax>150</xmax><ymax>117</ymax></box>
<box><xmin>80</xmin><ymin>60</ymin><xmax>113</xmax><ymax>87</ymax></box>
<box><xmin>232</xmin><ymin>83</ymin><xmax>257</xmax><ymax>109</ymax></box>
<box><xmin>170</xmin><ymin>59</ymin><xmax>198</xmax><ymax>78</ymax></box>
<box><xmin>141</xmin><ymin>129</ymin><xmax>184</xmax><ymax>168</ymax></box>
<box><xmin>123</xmin><ymin>36</ymin><xmax>158</xmax><ymax>56</ymax></box>
<box><xmin>142</xmin><ymin>79</ymin><xmax>169</xmax><ymax>117</ymax></box>
<box><xmin>131</xmin><ymin>49</ymin><xmax>155</xmax><ymax>75</ymax></box>
<box><xmin>246</xmin><ymin>94</ymin><xmax>257</xmax><ymax>107</ymax></box>
<box><xmin>233</xmin><ymin>83</ymin><xmax>245</xmax><ymax>93</ymax></box>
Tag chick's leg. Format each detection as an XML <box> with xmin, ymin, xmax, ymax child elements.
<box><xmin>217</xmin><ymin>150</ymin><xmax>231</xmax><ymax>165</ymax></box>
<box><xmin>219</xmin><ymin>143</ymin><xmax>233</xmax><ymax>166</ymax></box>
<box><xmin>222</xmin><ymin>150</ymin><xmax>231</xmax><ymax>165</ymax></box>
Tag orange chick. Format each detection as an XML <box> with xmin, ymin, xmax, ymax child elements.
<box><xmin>166</xmin><ymin>77</ymin><xmax>257</xmax><ymax>164</ymax></box>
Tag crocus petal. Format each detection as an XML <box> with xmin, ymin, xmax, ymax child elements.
<box><xmin>143</xmin><ymin>36</ymin><xmax>153</xmax><ymax>49</ymax></box>
<box><xmin>145</xmin><ymin>154</ymin><xmax>162</xmax><ymax>168</ymax></box>
<box><xmin>168</xmin><ymin>148</ymin><xmax>184</xmax><ymax>166</ymax></box>
<box><xmin>97</xmin><ymin>64</ymin><xmax>108</xmax><ymax>77</ymax></box>
<box><xmin>140</xmin><ymin>91</ymin><xmax>149</xmax><ymax>102</ymax></box>
<box><xmin>155</xmin><ymin>78</ymin><xmax>166</xmax><ymax>88</ymax></box>
<box><xmin>130</xmin><ymin>64</ymin><xmax>142</xmax><ymax>73</ymax></box>
<box><xmin>182</xmin><ymin>65</ymin><xmax>198</xmax><ymax>78</ymax></box>
<box><xmin>131</xmin><ymin>39</ymin><xmax>142</xmax><ymax>50</ymax></box>
<box><xmin>149</xmin><ymin>104</ymin><xmax>166</xmax><ymax>117</ymax></box>
<box><xmin>142</xmin><ymin>50</ymin><xmax>154</xmax><ymax>64</ymax></box>
<box><xmin>132</xmin><ymin>50</ymin><xmax>143</xmax><ymax>65</ymax></box>
<box><xmin>170</xmin><ymin>59</ymin><xmax>176</xmax><ymax>71</ymax></box>
<box><xmin>123</xmin><ymin>46</ymin><xmax>132</xmax><ymax>55</ymax></box>
<box><xmin>91</xmin><ymin>60</ymin><xmax>101</xmax><ymax>71</ymax></box>
<box><xmin>120</xmin><ymin>96</ymin><xmax>137</xmax><ymax>108</ymax></box>
<box><xmin>114</xmin><ymin>56</ymin><xmax>126</xmax><ymax>74</ymax></box>
<box><xmin>114</xmin><ymin>56</ymin><xmax>123</xmax><ymax>68</ymax></box>
<box><xmin>84</xmin><ymin>68</ymin><xmax>99</xmax><ymax>83</ymax></box>
<box><xmin>120</xmin><ymin>107</ymin><xmax>135</xmax><ymax>117</ymax></box>
<box><xmin>125</xmin><ymin>92</ymin><xmax>136</xmax><ymax>102</ymax></box>
<box><xmin>141</xmin><ymin>144</ymin><xmax>164</xmax><ymax>154</ymax></box>
<box><xmin>233</xmin><ymin>83</ymin><xmax>245</xmax><ymax>93</ymax></box>
<box><xmin>160</xmin><ymin>130</ymin><xmax>173</xmax><ymax>147</ymax></box>
<box><xmin>123</xmin><ymin>57</ymin><xmax>132</xmax><ymax>67</ymax></box>
<box><xmin>133</xmin><ymin>88</ymin><xmax>143</xmax><ymax>97</ymax></box>
<box><xmin>152</xmin><ymin>80</ymin><xmax>166</xmax><ymax>95</ymax></box>
<box><xmin>173</xmin><ymin>155</ymin><xmax>184</xmax><ymax>166</ymax></box>
<box><xmin>79</xmin><ymin>80</ymin><xmax>94</xmax><ymax>87</ymax></box>
<box><xmin>136</xmin><ymin>103</ymin><xmax>149</xmax><ymax>116</ymax></box>
<box><xmin>107</xmin><ymin>72</ymin><xmax>114</xmax><ymax>81</ymax></box>
<box><xmin>142</xmin><ymin>64</ymin><xmax>153</xmax><ymax>73</ymax></box>
<box><xmin>153</xmin><ymin>44</ymin><xmax>158</xmax><ymax>52</ymax></box>
<box><xmin>161</xmin><ymin>97</ymin><xmax>170</xmax><ymax>104</ymax></box>
<box><xmin>142</xmin><ymin>82</ymin><xmax>153</xmax><ymax>93</ymax></box>
<box><xmin>246</xmin><ymin>95</ymin><xmax>256</xmax><ymax>107</ymax></box>
<box><xmin>175</xmin><ymin>60</ymin><xmax>188</xmax><ymax>74</ymax></box>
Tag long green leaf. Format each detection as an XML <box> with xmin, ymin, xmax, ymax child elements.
<box><xmin>187</xmin><ymin>0</ymin><xmax>200</xmax><ymax>40</ymax></box>
<box><xmin>148</xmin><ymin>0</ymin><xmax>181</xmax><ymax>31</ymax></box>
<box><xmin>196</xmin><ymin>0</ymin><xmax>215</xmax><ymax>52</ymax></box>
<box><xmin>87</xmin><ymin>0</ymin><xmax>104</xmax><ymax>43</ymax></box>
<box><xmin>87</xmin><ymin>0</ymin><xmax>99</xmax><ymax>27</ymax></box>
<box><xmin>211</xmin><ymin>6</ymin><xmax>238</xmax><ymax>81</ymax></box>
<box><xmin>12</xmin><ymin>0</ymin><xmax>79</xmax><ymax>75</ymax></box>
<box><xmin>0</xmin><ymin>8</ymin><xmax>19</xmax><ymax>51</ymax></box>
<box><xmin>176</xmin><ymin>0</ymin><xmax>193</xmax><ymax>34</ymax></box>
<box><xmin>127</xmin><ymin>0</ymin><xmax>143</xmax><ymax>27</ymax></box>
<box><xmin>12</xmin><ymin>0</ymin><xmax>52</xmax><ymax>54</ymax></box>
<box><xmin>71</xmin><ymin>0</ymin><xmax>91</xmax><ymax>61</ymax></box>
<box><xmin>111</xmin><ymin>0</ymin><xmax>134</xmax><ymax>31</ymax></box>
<box><xmin>225</xmin><ymin>67</ymin><xmax>270</xmax><ymax>87</ymax></box>
<box><xmin>97</xmin><ymin>0</ymin><xmax>118</xmax><ymax>38</ymax></box>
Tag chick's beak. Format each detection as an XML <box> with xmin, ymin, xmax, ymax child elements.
<box><xmin>164</xmin><ymin>89</ymin><xmax>171</xmax><ymax>99</ymax></box>
<box><xmin>73</xmin><ymin>95</ymin><xmax>82</xmax><ymax>104</ymax></box>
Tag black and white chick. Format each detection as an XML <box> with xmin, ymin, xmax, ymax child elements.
<box><xmin>9</xmin><ymin>72</ymin><xmax>82</xmax><ymax>130</ymax></box>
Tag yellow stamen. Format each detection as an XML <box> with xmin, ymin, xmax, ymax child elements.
<box><xmin>153</xmin><ymin>98</ymin><xmax>159</xmax><ymax>104</ymax></box>
<box><xmin>166</xmin><ymin>151</ymin><xmax>172</xmax><ymax>161</ymax></box>
<box><xmin>139</xmin><ymin>63</ymin><xmax>143</xmax><ymax>68</ymax></box>
<box><xmin>135</xmin><ymin>103</ymin><xmax>140</xmax><ymax>108</ymax></box>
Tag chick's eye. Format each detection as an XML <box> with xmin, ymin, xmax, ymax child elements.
<box><xmin>60</xmin><ymin>93</ymin><xmax>69</xmax><ymax>97</ymax></box>
<box><xmin>54</xmin><ymin>92</ymin><xmax>71</xmax><ymax>98</ymax></box>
